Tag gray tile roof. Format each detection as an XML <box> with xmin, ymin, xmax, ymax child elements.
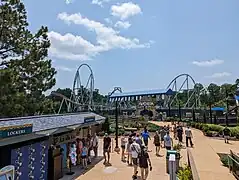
<box><xmin>0</xmin><ymin>112</ymin><xmax>105</xmax><ymax>132</ymax></box>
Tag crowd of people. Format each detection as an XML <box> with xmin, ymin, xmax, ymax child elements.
<box><xmin>100</xmin><ymin>123</ymin><xmax>195</xmax><ymax>180</ymax></box>
<box><xmin>70</xmin><ymin>132</ymin><xmax>99</xmax><ymax>169</ymax></box>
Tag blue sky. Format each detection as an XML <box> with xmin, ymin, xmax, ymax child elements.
<box><xmin>23</xmin><ymin>0</ymin><xmax>239</xmax><ymax>95</ymax></box>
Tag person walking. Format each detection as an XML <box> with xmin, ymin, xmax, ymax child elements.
<box><xmin>141</xmin><ymin>128</ymin><xmax>151</xmax><ymax>147</ymax></box>
<box><xmin>103</xmin><ymin>133</ymin><xmax>111</xmax><ymax>165</ymax></box>
<box><xmin>136</xmin><ymin>133</ymin><xmax>143</xmax><ymax>147</ymax></box>
<box><xmin>127</xmin><ymin>135</ymin><xmax>133</xmax><ymax>165</ymax></box>
<box><xmin>164</xmin><ymin>131</ymin><xmax>173</xmax><ymax>150</ymax></box>
<box><xmin>92</xmin><ymin>133</ymin><xmax>99</xmax><ymax>158</ymax></box>
<box><xmin>138</xmin><ymin>145</ymin><xmax>152</xmax><ymax>180</ymax></box>
<box><xmin>185</xmin><ymin>126</ymin><xmax>194</xmax><ymax>147</ymax></box>
<box><xmin>160</xmin><ymin>126</ymin><xmax>166</xmax><ymax>148</ymax></box>
<box><xmin>177</xmin><ymin>126</ymin><xmax>183</xmax><ymax>144</ymax></box>
<box><xmin>223</xmin><ymin>126</ymin><xmax>231</xmax><ymax>144</ymax></box>
<box><xmin>130</xmin><ymin>138</ymin><xmax>141</xmax><ymax>180</ymax></box>
<box><xmin>153</xmin><ymin>131</ymin><xmax>160</xmax><ymax>156</ymax></box>
<box><xmin>81</xmin><ymin>142</ymin><xmax>88</xmax><ymax>169</ymax></box>
<box><xmin>121</xmin><ymin>135</ymin><xmax>127</xmax><ymax>161</ymax></box>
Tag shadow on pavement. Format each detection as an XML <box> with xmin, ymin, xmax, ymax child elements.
<box><xmin>60</xmin><ymin>156</ymin><xmax>104</xmax><ymax>180</ymax></box>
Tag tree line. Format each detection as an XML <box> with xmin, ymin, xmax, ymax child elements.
<box><xmin>0</xmin><ymin>0</ymin><xmax>238</xmax><ymax>118</ymax></box>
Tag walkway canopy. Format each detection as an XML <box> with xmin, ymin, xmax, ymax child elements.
<box><xmin>109</xmin><ymin>88</ymin><xmax>174</xmax><ymax>101</ymax></box>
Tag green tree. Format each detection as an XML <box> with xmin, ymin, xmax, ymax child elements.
<box><xmin>0</xmin><ymin>0</ymin><xmax>56</xmax><ymax>117</ymax></box>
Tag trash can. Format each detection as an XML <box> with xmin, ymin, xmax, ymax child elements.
<box><xmin>166</xmin><ymin>150</ymin><xmax>180</xmax><ymax>173</ymax></box>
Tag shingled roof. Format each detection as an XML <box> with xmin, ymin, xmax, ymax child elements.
<box><xmin>0</xmin><ymin>112</ymin><xmax>105</xmax><ymax>133</ymax></box>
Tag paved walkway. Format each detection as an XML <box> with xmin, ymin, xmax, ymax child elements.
<box><xmin>151</xmin><ymin>121</ymin><xmax>238</xmax><ymax>180</ymax></box>
<box><xmin>75</xmin><ymin>138</ymin><xmax>170</xmax><ymax>180</ymax></box>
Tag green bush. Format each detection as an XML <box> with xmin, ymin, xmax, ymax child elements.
<box><xmin>230</xmin><ymin>126</ymin><xmax>239</xmax><ymax>138</ymax></box>
<box><xmin>148</xmin><ymin>123</ymin><xmax>160</xmax><ymax>132</ymax></box>
<box><xmin>177</xmin><ymin>165</ymin><xmax>192</xmax><ymax>180</ymax></box>
<box><xmin>118</xmin><ymin>129</ymin><xmax>125</xmax><ymax>136</ymax></box>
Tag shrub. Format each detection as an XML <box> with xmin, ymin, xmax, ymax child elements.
<box><xmin>148</xmin><ymin>124</ymin><xmax>159</xmax><ymax>132</ymax></box>
<box><xmin>230</xmin><ymin>127</ymin><xmax>239</xmax><ymax>138</ymax></box>
<box><xmin>177</xmin><ymin>165</ymin><xmax>192</xmax><ymax>180</ymax></box>
<box><xmin>118</xmin><ymin>129</ymin><xmax>125</xmax><ymax>136</ymax></box>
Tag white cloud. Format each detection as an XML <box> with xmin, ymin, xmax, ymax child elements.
<box><xmin>114</xmin><ymin>21</ymin><xmax>131</xmax><ymax>29</ymax></box>
<box><xmin>65</xmin><ymin>0</ymin><xmax>73</xmax><ymax>4</ymax></box>
<box><xmin>49</xmin><ymin>12</ymin><xmax>151</xmax><ymax>60</ymax></box>
<box><xmin>104</xmin><ymin>18</ymin><xmax>113</xmax><ymax>25</ymax></box>
<box><xmin>92</xmin><ymin>0</ymin><xmax>111</xmax><ymax>7</ymax></box>
<box><xmin>192</xmin><ymin>59</ymin><xmax>224</xmax><ymax>67</ymax></box>
<box><xmin>206</xmin><ymin>72</ymin><xmax>231</xmax><ymax>78</ymax></box>
<box><xmin>55</xmin><ymin>66</ymin><xmax>73</xmax><ymax>72</ymax></box>
<box><xmin>111</xmin><ymin>2</ymin><xmax>142</xmax><ymax>20</ymax></box>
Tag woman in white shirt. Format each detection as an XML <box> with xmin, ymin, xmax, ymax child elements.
<box><xmin>121</xmin><ymin>135</ymin><xmax>127</xmax><ymax>161</ymax></box>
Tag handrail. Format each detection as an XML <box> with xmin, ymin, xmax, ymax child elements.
<box><xmin>187</xmin><ymin>149</ymin><xmax>200</xmax><ymax>180</ymax></box>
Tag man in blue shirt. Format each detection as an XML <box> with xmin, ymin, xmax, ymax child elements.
<box><xmin>141</xmin><ymin>128</ymin><xmax>151</xmax><ymax>147</ymax></box>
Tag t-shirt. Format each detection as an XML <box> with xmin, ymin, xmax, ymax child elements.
<box><xmin>82</xmin><ymin>147</ymin><xmax>88</xmax><ymax>156</ymax></box>
<box><xmin>185</xmin><ymin>128</ymin><xmax>192</xmax><ymax>137</ymax></box>
<box><xmin>130</xmin><ymin>142</ymin><xmax>141</xmax><ymax>158</ymax></box>
<box><xmin>160</xmin><ymin>129</ymin><xmax>166</xmax><ymax>139</ymax></box>
<box><xmin>164</xmin><ymin>135</ymin><xmax>171</xmax><ymax>147</ymax></box>
<box><xmin>139</xmin><ymin>151</ymin><xmax>149</xmax><ymax>167</ymax></box>
<box><xmin>154</xmin><ymin>134</ymin><xmax>160</xmax><ymax>144</ymax></box>
<box><xmin>136</xmin><ymin>137</ymin><xmax>143</xmax><ymax>146</ymax></box>
<box><xmin>103</xmin><ymin>137</ymin><xmax>111</xmax><ymax>149</ymax></box>
<box><xmin>142</xmin><ymin>132</ymin><xmax>150</xmax><ymax>141</ymax></box>
<box><xmin>177</xmin><ymin>127</ymin><xmax>183</xmax><ymax>136</ymax></box>
<box><xmin>92</xmin><ymin>136</ymin><xmax>99</xmax><ymax>147</ymax></box>
<box><xmin>223</xmin><ymin>128</ymin><xmax>230</xmax><ymax>136</ymax></box>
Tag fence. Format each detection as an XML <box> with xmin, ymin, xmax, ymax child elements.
<box><xmin>228</xmin><ymin>150</ymin><xmax>239</xmax><ymax>179</ymax></box>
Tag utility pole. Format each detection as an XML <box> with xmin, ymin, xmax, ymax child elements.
<box><xmin>209</xmin><ymin>103</ymin><xmax>213</xmax><ymax>124</ymax></box>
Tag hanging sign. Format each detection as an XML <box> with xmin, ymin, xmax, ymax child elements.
<box><xmin>0</xmin><ymin>124</ymin><xmax>33</xmax><ymax>138</ymax></box>
<box><xmin>84</xmin><ymin>116</ymin><xmax>95</xmax><ymax>123</ymax></box>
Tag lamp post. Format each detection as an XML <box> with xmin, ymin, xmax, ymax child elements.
<box><xmin>115</xmin><ymin>100</ymin><xmax>119</xmax><ymax>150</ymax></box>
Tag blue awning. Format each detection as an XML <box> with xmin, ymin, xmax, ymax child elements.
<box><xmin>235</xmin><ymin>95</ymin><xmax>239</xmax><ymax>100</ymax></box>
<box><xmin>109</xmin><ymin>88</ymin><xmax>174</xmax><ymax>99</ymax></box>
<box><xmin>211</xmin><ymin>107</ymin><xmax>224</xmax><ymax>111</ymax></box>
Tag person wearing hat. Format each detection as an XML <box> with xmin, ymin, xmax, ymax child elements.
<box><xmin>103</xmin><ymin>133</ymin><xmax>111</xmax><ymax>164</ymax></box>
<box><xmin>138</xmin><ymin>145</ymin><xmax>152</xmax><ymax>180</ymax></box>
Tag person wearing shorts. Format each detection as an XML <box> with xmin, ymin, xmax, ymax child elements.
<box><xmin>121</xmin><ymin>136</ymin><xmax>127</xmax><ymax>161</ymax></box>
<box><xmin>127</xmin><ymin>136</ymin><xmax>133</xmax><ymax>165</ymax></box>
<box><xmin>223</xmin><ymin>126</ymin><xmax>231</xmax><ymax>144</ymax></box>
<box><xmin>81</xmin><ymin>144</ymin><xmax>88</xmax><ymax>169</ymax></box>
<box><xmin>139</xmin><ymin>145</ymin><xmax>152</xmax><ymax>180</ymax></box>
<box><xmin>103</xmin><ymin>133</ymin><xmax>111</xmax><ymax>164</ymax></box>
<box><xmin>130</xmin><ymin>138</ymin><xmax>141</xmax><ymax>179</ymax></box>
<box><xmin>153</xmin><ymin>131</ymin><xmax>160</xmax><ymax>156</ymax></box>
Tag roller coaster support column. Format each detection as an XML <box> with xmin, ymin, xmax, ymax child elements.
<box><xmin>192</xmin><ymin>108</ymin><xmax>196</xmax><ymax>122</ymax></box>
<box><xmin>226</xmin><ymin>90</ymin><xmax>229</xmax><ymax>126</ymax></box>
<box><xmin>168</xmin><ymin>103</ymin><xmax>171</xmax><ymax>117</ymax></box>
<box><xmin>178</xmin><ymin>103</ymin><xmax>182</xmax><ymax>122</ymax></box>
<box><xmin>115</xmin><ymin>101</ymin><xmax>119</xmax><ymax>149</ymax></box>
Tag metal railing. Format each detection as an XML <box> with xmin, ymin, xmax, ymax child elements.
<box><xmin>228</xmin><ymin>151</ymin><xmax>239</xmax><ymax>179</ymax></box>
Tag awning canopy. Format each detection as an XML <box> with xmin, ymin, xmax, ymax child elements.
<box><xmin>109</xmin><ymin>88</ymin><xmax>174</xmax><ymax>101</ymax></box>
